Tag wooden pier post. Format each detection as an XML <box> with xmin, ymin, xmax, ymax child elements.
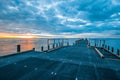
<box><xmin>53</xmin><ymin>44</ymin><xmax>55</xmax><ymax>49</ymax></box>
<box><xmin>57</xmin><ymin>42</ymin><xmax>59</xmax><ymax>47</ymax></box>
<box><xmin>111</xmin><ymin>47</ymin><xmax>114</xmax><ymax>52</ymax></box>
<box><xmin>55</xmin><ymin>43</ymin><xmax>56</xmax><ymax>48</ymax></box>
<box><xmin>55</xmin><ymin>43</ymin><xmax>58</xmax><ymax>48</ymax></box>
<box><xmin>33</xmin><ymin>48</ymin><xmax>35</xmax><ymax>51</ymax></box>
<box><xmin>89</xmin><ymin>42</ymin><xmax>90</xmax><ymax>46</ymax></box>
<box><xmin>67</xmin><ymin>39</ymin><xmax>69</xmax><ymax>46</ymax></box>
<box><xmin>48</xmin><ymin>45</ymin><xmax>50</xmax><ymax>50</ymax></box>
<box><xmin>94</xmin><ymin>40</ymin><xmax>96</xmax><ymax>47</ymax></box>
<box><xmin>17</xmin><ymin>45</ymin><xmax>21</xmax><ymax>52</ymax></box>
<box><xmin>117</xmin><ymin>49</ymin><xmax>120</xmax><ymax>56</ymax></box>
<box><xmin>60</xmin><ymin>42</ymin><xmax>62</xmax><ymax>47</ymax></box>
<box><xmin>41</xmin><ymin>46</ymin><xmax>43</xmax><ymax>52</ymax></box>
<box><xmin>88</xmin><ymin>39</ymin><xmax>90</xmax><ymax>46</ymax></box>
<box><xmin>95</xmin><ymin>43</ymin><xmax>96</xmax><ymax>47</ymax></box>
<box><xmin>47</xmin><ymin>39</ymin><xmax>49</xmax><ymax>47</ymax></box>
<box><xmin>100</xmin><ymin>40</ymin><xmax>101</xmax><ymax>47</ymax></box>
<box><xmin>103</xmin><ymin>40</ymin><xmax>105</xmax><ymax>46</ymax></box>
<box><xmin>62</xmin><ymin>39</ymin><xmax>64</xmax><ymax>47</ymax></box>
<box><xmin>108</xmin><ymin>46</ymin><xmax>110</xmax><ymax>51</ymax></box>
<box><xmin>102</xmin><ymin>44</ymin><xmax>104</xmax><ymax>48</ymax></box>
<box><xmin>58</xmin><ymin>39</ymin><xmax>60</xmax><ymax>47</ymax></box>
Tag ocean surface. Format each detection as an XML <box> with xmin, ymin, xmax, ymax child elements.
<box><xmin>0</xmin><ymin>38</ymin><xmax>120</xmax><ymax>56</ymax></box>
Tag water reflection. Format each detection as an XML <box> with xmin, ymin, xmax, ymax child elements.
<box><xmin>20</xmin><ymin>38</ymin><xmax>35</xmax><ymax>52</ymax></box>
<box><xmin>0</xmin><ymin>38</ymin><xmax>35</xmax><ymax>56</ymax></box>
<box><xmin>0</xmin><ymin>38</ymin><xmax>79</xmax><ymax>56</ymax></box>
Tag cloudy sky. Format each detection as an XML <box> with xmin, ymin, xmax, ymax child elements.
<box><xmin>0</xmin><ymin>0</ymin><xmax>120</xmax><ymax>38</ymax></box>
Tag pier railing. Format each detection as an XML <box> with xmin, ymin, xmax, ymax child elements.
<box><xmin>16</xmin><ymin>39</ymin><xmax>69</xmax><ymax>53</ymax></box>
<box><xmin>88</xmin><ymin>39</ymin><xmax>120</xmax><ymax>57</ymax></box>
<box><xmin>40</xmin><ymin>38</ymin><xmax>69</xmax><ymax>52</ymax></box>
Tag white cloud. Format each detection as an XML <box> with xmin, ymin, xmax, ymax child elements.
<box><xmin>8</xmin><ymin>6</ymin><xmax>19</xmax><ymax>12</ymax></box>
<box><xmin>56</xmin><ymin>15</ymin><xmax>67</xmax><ymax>19</ymax></box>
<box><xmin>112</xmin><ymin>0</ymin><xmax>120</xmax><ymax>6</ymax></box>
<box><xmin>111</xmin><ymin>14</ymin><xmax>117</xmax><ymax>18</ymax></box>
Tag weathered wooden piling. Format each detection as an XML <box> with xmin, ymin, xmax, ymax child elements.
<box><xmin>57</xmin><ymin>42</ymin><xmax>59</xmax><ymax>47</ymax></box>
<box><xmin>59</xmin><ymin>43</ymin><xmax>61</xmax><ymax>47</ymax></box>
<box><xmin>111</xmin><ymin>47</ymin><xmax>114</xmax><ymax>52</ymax></box>
<box><xmin>103</xmin><ymin>40</ymin><xmax>105</xmax><ymax>46</ymax></box>
<box><xmin>41</xmin><ymin>46</ymin><xmax>43</xmax><ymax>51</ymax></box>
<box><xmin>60</xmin><ymin>42</ymin><xmax>62</xmax><ymax>47</ymax></box>
<box><xmin>95</xmin><ymin>43</ymin><xmax>96</xmax><ymax>47</ymax></box>
<box><xmin>17</xmin><ymin>45</ymin><xmax>21</xmax><ymax>52</ymax></box>
<box><xmin>48</xmin><ymin>45</ymin><xmax>50</xmax><ymax>50</ymax></box>
<box><xmin>33</xmin><ymin>48</ymin><xmax>35</xmax><ymax>51</ymax></box>
<box><xmin>56</xmin><ymin>43</ymin><xmax>58</xmax><ymax>48</ymax></box>
<box><xmin>53</xmin><ymin>44</ymin><xmax>55</xmax><ymax>49</ymax></box>
<box><xmin>62</xmin><ymin>39</ymin><xmax>64</xmax><ymax>46</ymax></box>
<box><xmin>108</xmin><ymin>46</ymin><xmax>110</xmax><ymax>51</ymax></box>
<box><xmin>100</xmin><ymin>40</ymin><xmax>101</xmax><ymax>47</ymax></box>
<box><xmin>94</xmin><ymin>40</ymin><xmax>96</xmax><ymax>47</ymax></box>
<box><xmin>117</xmin><ymin>49</ymin><xmax>119</xmax><ymax>56</ymax></box>
<box><xmin>102</xmin><ymin>44</ymin><xmax>104</xmax><ymax>48</ymax></box>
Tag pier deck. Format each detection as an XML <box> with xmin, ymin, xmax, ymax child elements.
<box><xmin>0</xmin><ymin>40</ymin><xmax>120</xmax><ymax>80</ymax></box>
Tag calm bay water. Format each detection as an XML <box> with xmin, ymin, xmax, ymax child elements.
<box><xmin>0</xmin><ymin>38</ymin><xmax>79</xmax><ymax>56</ymax></box>
<box><xmin>0</xmin><ymin>38</ymin><xmax>120</xmax><ymax>56</ymax></box>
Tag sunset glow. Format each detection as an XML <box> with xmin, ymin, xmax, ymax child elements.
<box><xmin>0</xmin><ymin>33</ymin><xmax>38</xmax><ymax>38</ymax></box>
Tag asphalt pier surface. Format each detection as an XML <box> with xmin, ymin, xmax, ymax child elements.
<box><xmin>0</xmin><ymin>40</ymin><xmax>120</xmax><ymax>80</ymax></box>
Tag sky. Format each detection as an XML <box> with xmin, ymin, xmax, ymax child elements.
<box><xmin>0</xmin><ymin>0</ymin><xmax>120</xmax><ymax>38</ymax></box>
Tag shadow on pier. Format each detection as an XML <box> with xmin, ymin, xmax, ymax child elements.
<box><xmin>0</xmin><ymin>39</ymin><xmax>120</xmax><ymax>80</ymax></box>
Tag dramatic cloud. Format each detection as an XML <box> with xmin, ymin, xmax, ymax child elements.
<box><xmin>0</xmin><ymin>0</ymin><xmax>120</xmax><ymax>38</ymax></box>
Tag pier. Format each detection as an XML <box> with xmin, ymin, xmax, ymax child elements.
<box><xmin>0</xmin><ymin>39</ymin><xmax>120</xmax><ymax>80</ymax></box>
